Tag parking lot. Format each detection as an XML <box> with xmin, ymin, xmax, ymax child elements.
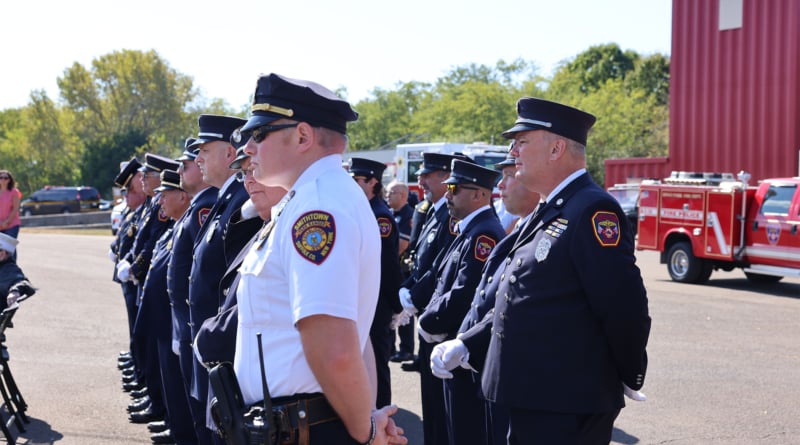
<box><xmin>5</xmin><ymin>231</ymin><xmax>800</xmax><ymax>444</ymax></box>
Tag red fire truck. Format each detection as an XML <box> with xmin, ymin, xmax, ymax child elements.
<box><xmin>636</xmin><ymin>171</ymin><xmax>800</xmax><ymax>283</ymax></box>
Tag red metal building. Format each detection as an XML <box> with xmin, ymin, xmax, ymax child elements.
<box><xmin>605</xmin><ymin>0</ymin><xmax>800</xmax><ymax>187</ymax></box>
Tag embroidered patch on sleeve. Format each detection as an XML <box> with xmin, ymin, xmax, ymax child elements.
<box><xmin>377</xmin><ymin>217</ymin><xmax>393</xmax><ymax>238</ymax></box>
<box><xmin>592</xmin><ymin>211</ymin><xmax>621</xmax><ymax>247</ymax></box>
<box><xmin>293</xmin><ymin>211</ymin><xmax>336</xmax><ymax>264</ymax></box>
<box><xmin>197</xmin><ymin>208</ymin><xmax>211</xmax><ymax>227</ymax></box>
<box><xmin>474</xmin><ymin>235</ymin><xmax>496</xmax><ymax>262</ymax></box>
<box><xmin>448</xmin><ymin>217</ymin><xmax>459</xmax><ymax>235</ymax></box>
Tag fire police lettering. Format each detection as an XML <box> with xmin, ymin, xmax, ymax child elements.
<box><xmin>592</xmin><ymin>211</ymin><xmax>621</xmax><ymax>247</ymax></box>
<box><xmin>292</xmin><ymin>211</ymin><xmax>336</xmax><ymax>264</ymax></box>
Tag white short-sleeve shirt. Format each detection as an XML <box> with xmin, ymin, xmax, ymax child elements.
<box><xmin>234</xmin><ymin>154</ymin><xmax>381</xmax><ymax>404</ymax></box>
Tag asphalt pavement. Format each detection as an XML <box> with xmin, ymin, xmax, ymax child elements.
<box><xmin>5</xmin><ymin>231</ymin><xmax>800</xmax><ymax>444</ymax></box>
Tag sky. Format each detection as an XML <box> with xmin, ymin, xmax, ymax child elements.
<box><xmin>0</xmin><ymin>0</ymin><xmax>672</xmax><ymax>111</ymax></box>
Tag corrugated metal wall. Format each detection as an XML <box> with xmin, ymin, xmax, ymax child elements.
<box><xmin>604</xmin><ymin>157</ymin><xmax>671</xmax><ymax>187</ymax></box>
<box><xmin>670</xmin><ymin>0</ymin><xmax>800</xmax><ymax>183</ymax></box>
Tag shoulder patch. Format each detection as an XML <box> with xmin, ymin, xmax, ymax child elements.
<box><xmin>377</xmin><ymin>217</ymin><xmax>393</xmax><ymax>238</ymax></box>
<box><xmin>474</xmin><ymin>235</ymin><xmax>496</xmax><ymax>262</ymax></box>
<box><xmin>157</xmin><ymin>206</ymin><xmax>169</xmax><ymax>222</ymax></box>
<box><xmin>293</xmin><ymin>211</ymin><xmax>336</xmax><ymax>265</ymax></box>
<box><xmin>592</xmin><ymin>211</ymin><xmax>621</xmax><ymax>247</ymax></box>
<box><xmin>197</xmin><ymin>207</ymin><xmax>212</xmax><ymax>227</ymax></box>
<box><xmin>448</xmin><ymin>217</ymin><xmax>459</xmax><ymax>235</ymax></box>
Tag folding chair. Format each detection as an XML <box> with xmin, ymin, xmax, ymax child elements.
<box><xmin>0</xmin><ymin>304</ymin><xmax>29</xmax><ymax>445</ymax></box>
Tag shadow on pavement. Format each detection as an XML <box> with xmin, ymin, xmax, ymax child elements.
<box><xmin>12</xmin><ymin>416</ymin><xmax>64</xmax><ymax>444</ymax></box>
<box><xmin>393</xmin><ymin>407</ymin><xmax>422</xmax><ymax>444</ymax></box>
<box><xmin>657</xmin><ymin>277</ymin><xmax>800</xmax><ymax>300</ymax></box>
<box><xmin>612</xmin><ymin>426</ymin><xmax>640</xmax><ymax>444</ymax></box>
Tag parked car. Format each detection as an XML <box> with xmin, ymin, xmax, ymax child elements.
<box><xmin>20</xmin><ymin>186</ymin><xmax>102</xmax><ymax>216</ymax></box>
<box><xmin>607</xmin><ymin>183</ymin><xmax>641</xmax><ymax>236</ymax></box>
<box><xmin>110</xmin><ymin>201</ymin><xmax>127</xmax><ymax>235</ymax></box>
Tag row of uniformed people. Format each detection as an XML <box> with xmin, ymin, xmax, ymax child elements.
<box><xmin>110</xmin><ymin>114</ymin><xmax>272</xmax><ymax>445</ymax></box>
<box><xmin>395</xmin><ymin>98</ymin><xmax>651</xmax><ymax>445</ymax></box>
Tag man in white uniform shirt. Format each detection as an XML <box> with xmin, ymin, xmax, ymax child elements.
<box><xmin>234</xmin><ymin>73</ymin><xmax>406</xmax><ymax>445</ymax></box>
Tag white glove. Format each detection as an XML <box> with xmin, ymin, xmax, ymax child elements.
<box><xmin>390</xmin><ymin>308</ymin><xmax>414</xmax><ymax>329</ymax></box>
<box><xmin>108</xmin><ymin>248</ymin><xmax>117</xmax><ymax>262</ymax></box>
<box><xmin>116</xmin><ymin>260</ymin><xmax>133</xmax><ymax>282</ymax></box>
<box><xmin>172</xmin><ymin>339</ymin><xmax>181</xmax><ymax>356</ymax></box>
<box><xmin>418</xmin><ymin>322</ymin><xmax>446</xmax><ymax>344</ymax></box>
<box><xmin>398</xmin><ymin>287</ymin><xmax>417</xmax><ymax>314</ymax></box>
<box><xmin>623</xmin><ymin>384</ymin><xmax>647</xmax><ymax>401</ymax></box>
<box><xmin>390</xmin><ymin>311</ymin><xmax>410</xmax><ymax>329</ymax></box>
<box><xmin>430</xmin><ymin>339</ymin><xmax>471</xmax><ymax>379</ymax></box>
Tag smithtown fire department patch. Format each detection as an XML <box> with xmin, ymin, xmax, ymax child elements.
<box><xmin>377</xmin><ymin>217</ymin><xmax>393</xmax><ymax>238</ymax></box>
<box><xmin>474</xmin><ymin>235</ymin><xmax>496</xmax><ymax>262</ymax></box>
<box><xmin>592</xmin><ymin>211</ymin><xmax>621</xmax><ymax>247</ymax></box>
<box><xmin>293</xmin><ymin>211</ymin><xmax>336</xmax><ymax>264</ymax></box>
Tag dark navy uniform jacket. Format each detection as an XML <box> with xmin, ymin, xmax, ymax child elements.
<box><xmin>134</xmin><ymin>223</ymin><xmax>175</xmax><ymax>339</ymax></box>
<box><xmin>128</xmin><ymin>195</ymin><xmax>171</xmax><ymax>283</ymax></box>
<box><xmin>482</xmin><ymin>172</ymin><xmax>651</xmax><ymax>414</ymax></box>
<box><xmin>194</xmin><ymin>219</ymin><xmax>265</xmax><ymax>367</ymax></box>
<box><xmin>371</xmin><ymin>195</ymin><xmax>404</xmax><ymax>327</ymax></box>
<box><xmin>418</xmin><ymin>207</ymin><xmax>505</xmax><ymax>339</ymax></box>
<box><xmin>403</xmin><ymin>201</ymin><xmax>458</xmax><ymax>311</ymax></box>
<box><xmin>188</xmin><ymin>180</ymin><xmax>258</xmax><ymax>339</ymax></box>
<box><xmin>166</xmin><ymin>187</ymin><xmax>217</xmax><ymax>344</ymax></box>
<box><xmin>458</xmin><ymin>227</ymin><xmax>521</xmax><ymax>370</ymax></box>
<box><xmin>112</xmin><ymin>204</ymin><xmax>145</xmax><ymax>283</ymax></box>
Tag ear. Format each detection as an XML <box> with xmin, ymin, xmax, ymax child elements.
<box><xmin>295</xmin><ymin>122</ymin><xmax>315</xmax><ymax>153</ymax></box>
<box><xmin>550</xmin><ymin>138</ymin><xmax>567</xmax><ymax>161</ymax></box>
<box><xmin>226</xmin><ymin>144</ymin><xmax>237</xmax><ymax>160</ymax></box>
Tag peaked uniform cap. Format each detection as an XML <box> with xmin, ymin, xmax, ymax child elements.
<box><xmin>348</xmin><ymin>157</ymin><xmax>387</xmax><ymax>179</ymax></box>
<box><xmin>502</xmin><ymin>97</ymin><xmax>597</xmax><ymax>146</ymax></box>
<box><xmin>177</xmin><ymin>137</ymin><xmax>199</xmax><ymax>161</ymax></box>
<box><xmin>444</xmin><ymin>159</ymin><xmax>501</xmax><ymax>190</ymax></box>
<box><xmin>241</xmin><ymin>73</ymin><xmax>358</xmax><ymax>135</ymax></box>
<box><xmin>140</xmin><ymin>153</ymin><xmax>180</xmax><ymax>173</ymax></box>
<box><xmin>154</xmin><ymin>169</ymin><xmax>184</xmax><ymax>192</ymax></box>
<box><xmin>192</xmin><ymin>115</ymin><xmax>247</xmax><ymax>151</ymax></box>
<box><xmin>114</xmin><ymin>157</ymin><xmax>142</xmax><ymax>188</ymax></box>
<box><xmin>416</xmin><ymin>152</ymin><xmax>474</xmax><ymax>176</ymax></box>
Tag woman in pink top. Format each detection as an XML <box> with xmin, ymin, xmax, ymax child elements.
<box><xmin>0</xmin><ymin>170</ymin><xmax>21</xmax><ymax>239</ymax></box>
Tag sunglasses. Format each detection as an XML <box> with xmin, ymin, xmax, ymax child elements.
<box><xmin>250</xmin><ymin>123</ymin><xmax>299</xmax><ymax>143</ymax></box>
<box><xmin>446</xmin><ymin>183</ymin><xmax>480</xmax><ymax>195</ymax></box>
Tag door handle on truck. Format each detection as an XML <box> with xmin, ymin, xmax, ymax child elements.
<box><xmin>752</xmin><ymin>220</ymin><xmax>759</xmax><ymax>231</ymax></box>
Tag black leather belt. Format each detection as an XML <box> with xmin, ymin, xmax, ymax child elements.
<box><xmin>271</xmin><ymin>394</ymin><xmax>338</xmax><ymax>429</ymax></box>
<box><xmin>247</xmin><ymin>393</ymin><xmax>339</xmax><ymax>445</ymax></box>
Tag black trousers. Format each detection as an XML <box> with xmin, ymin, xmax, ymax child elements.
<box><xmin>157</xmin><ymin>337</ymin><xmax>198</xmax><ymax>445</ymax></box>
<box><xmin>370</xmin><ymin>318</ymin><xmax>394</xmax><ymax>408</ymax></box>
<box><xmin>507</xmin><ymin>407</ymin><xmax>620</xmax><ymax>445</ymax></box>
<box><xmin>419</xmin><ymin>338</ymin><xmax>448</xmax><ymax>445</ymax></box>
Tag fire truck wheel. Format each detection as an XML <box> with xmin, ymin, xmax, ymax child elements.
<box><xmin>666</xmin><ymin>241</ymin><xmax>708</xmax><ymax>283</ymax></box>
<box><xmin>744</xmin><ymin>272</ymin><xmax>783</xmax><ymax>283</ymax></box>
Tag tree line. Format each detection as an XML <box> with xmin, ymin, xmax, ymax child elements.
<box><xmin>0</xmin><ymin>44</ymin><xmax>668</xmax><ymax>198</ymax></box>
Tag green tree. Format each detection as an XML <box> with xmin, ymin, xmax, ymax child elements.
<box><xmin>549</xmin><ymin>43</ymin><xmax>637</xmax><ymax>96</ymax></box>
<box><xmin>626</xmin><ymin>53</ymin><xmax>671</xmax><ymax>106</ymax></box>
<box><xmin>349</xmin><ymin>81</ymin><xmax>430</xmax><ymax>150</ymax></box>
<box><xmin>56</xmin><ymin>49</ymin><xmax>200</xmax><ymax>196</ymax></box>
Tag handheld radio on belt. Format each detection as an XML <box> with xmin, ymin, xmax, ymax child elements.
<box><xmin>257</xmin><ymin>332</ymin><xmax>276</xmax><ymax>442</ymax></box>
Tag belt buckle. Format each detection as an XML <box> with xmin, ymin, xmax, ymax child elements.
<box><xmin>273</xmin><ymin>405</ymin><xmax>294</xmax><ymax>445</ymax></box>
